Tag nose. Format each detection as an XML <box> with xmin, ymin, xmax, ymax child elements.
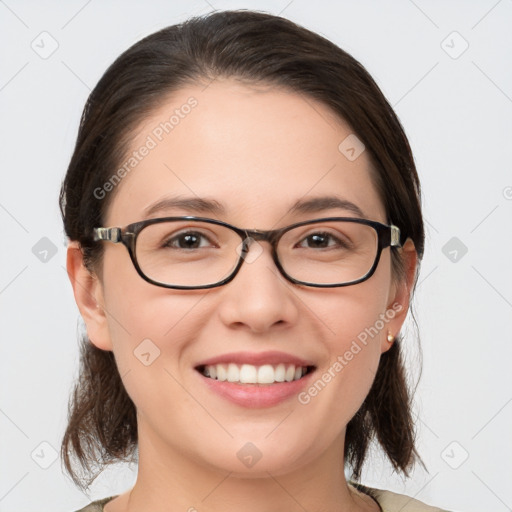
<box><xmin>216</xmin><ymin>240</ymin><xmax>300</xmax><ymax>334</ymax></box>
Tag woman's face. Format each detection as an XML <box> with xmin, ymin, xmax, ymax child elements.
<box><xmin>74</xmin><ymin>78</ymin><xmax>412</xmax><ymax>477</ymax></box>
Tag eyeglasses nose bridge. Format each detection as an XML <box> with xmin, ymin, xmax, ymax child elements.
<box><xmin>240</xmin><ymin>228</ymin><xmax>279</xmax><ymax>253</ymax></box>
<box><xmin>236</xmin><ymin>230</ymin><xmax>282</xmax><ymax>270</ymax></box>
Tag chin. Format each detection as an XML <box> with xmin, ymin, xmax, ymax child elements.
<box><xmin>199</xmin><ymin>437</ymin><xmax>315</xmax><ymax>478</ymax></box>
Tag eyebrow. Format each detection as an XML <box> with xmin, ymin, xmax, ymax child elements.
<box><xmin>288</xmin><ymin>196</ymin><xmax>365</xmax><ymax>218</ymax></box>
<box><xmin>142</xmin><ymin>195</ymin><xmax>366</xmax><ymax>219</ymax></box>
<box><xmin>143</xmin><ymin>196</ymin><xmax>226</xmax><ymax>217</ymax></box>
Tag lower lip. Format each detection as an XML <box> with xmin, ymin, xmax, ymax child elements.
<box><xmin>196</xmin><ymin>370</ymin><xmax>316</xmax><ymax>408</ymax></box>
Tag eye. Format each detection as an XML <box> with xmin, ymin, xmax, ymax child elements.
<box><xmin>162</xmin><ymin>230</ymin><xmax>216</xmax><ymax>250</ymax></box>
<box><xmin>296</xmin><ymin>231</ymin><xmax>351</xmax><ymax>250</ymax></box>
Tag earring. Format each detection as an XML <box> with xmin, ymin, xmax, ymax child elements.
<box><xmin>387</xmin><ymin>331</ymin><xmax>394</xmax><ymax>343</ymax></box>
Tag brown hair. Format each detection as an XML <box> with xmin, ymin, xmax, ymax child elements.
<box><xmin>60</xmin><ymin>9</ymin><xmax>425</xmax><ymax>489</ymax></box>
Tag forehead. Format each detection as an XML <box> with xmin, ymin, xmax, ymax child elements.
<box><xmin>104</xmin><ymin>78</ymin><xmax>385</xmax><ymax>227</ymax></box>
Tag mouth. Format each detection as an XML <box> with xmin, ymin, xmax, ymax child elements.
<box><xmin>195</xmin><ymin>363</ymin><xmax>316</xmax><ymax>385</ymax></box>
<box><xmin>193</xmin><ymin>352</ymin><xmax>318</xmax><ymax>408</ymax></box>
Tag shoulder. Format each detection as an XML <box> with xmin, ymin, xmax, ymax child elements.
<box><xmin>349</xmin><ymin>482</ymin><xmax>451</xmax><ymax>512</ymax></box>
<box><xmin>73</xmin><ymin>496</ymin><xmax>118</xmax><ymax>512</ymax></box>
<box><xmin>74</xmin><ymin>488</ymin><xmax>452</xmax><ymax>512</ymax></box>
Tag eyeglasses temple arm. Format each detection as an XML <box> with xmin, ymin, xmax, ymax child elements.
<box><xmin>390</xmin><ymin>225</ymin><xmax>401</xmax><ymax>247</ymax></box>
<box><xmin>93</xmin><ymin>227</ymin><xmax>122</xmax><ymax>243</ymax></box>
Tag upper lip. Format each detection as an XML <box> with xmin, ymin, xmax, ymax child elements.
<box><xmin>195</xmin><ymin>351</ymin><xmax>315</xmax><ymax>368</ymax></box>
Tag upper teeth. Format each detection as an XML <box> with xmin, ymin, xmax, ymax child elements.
<box><xmin>201</xmin><ymin>363</ymin><xmax>308</xmax><ymax>384</ymax></box>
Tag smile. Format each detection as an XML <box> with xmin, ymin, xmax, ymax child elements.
<box><xmin>194</xmin><ymin>351</ymin><xmax>318</xmax><ymax>407</ymax></box>
<box><xmin>197</xmin><ymin>363</ymin><xmax>315</xmax><ymax>385</ymax></box>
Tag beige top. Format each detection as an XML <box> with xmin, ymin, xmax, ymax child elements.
<box><xmin>74</xmin><ymin>483</ymin><xmax>450</xmax><ymax>511</ymax></box>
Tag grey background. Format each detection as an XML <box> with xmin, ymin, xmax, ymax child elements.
<box><xmin>1</xmin><ymin>1</ymin><xmax>511</xmax><ymax>511</ymax></box>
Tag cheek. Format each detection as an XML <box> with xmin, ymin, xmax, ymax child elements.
<box><xmin>304</xmin><ymin>256</ymin><xmax>394</xmax><ymax>414</ymax></box>
<box><xmin>308</xmin><ymin>305</ymin><xmax>383</xmax><ymax>419</ymax></box>
<box><xmin>320</xmin><ymin>253</ymin><xmax>393</xmax><ymax>351</ymax></box>
<box><xmin>104</xmin><ymin>290</ymin><xmax>205</xmax><ymax>366</ymax></box>
<box><xmin>101</xmin><ymin>289</ymin><xmax>208</xmax><ymax>425</ymax></box>
<box><xmin>100</xmin><ymin>249</ymin><xmax>206</xmax><ymax>376</ymax></box>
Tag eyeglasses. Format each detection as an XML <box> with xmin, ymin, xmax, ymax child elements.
<box><xmin>93</xmin><ymin>216</ymin><xmax>401</xmax><ymax>289</ymax></box>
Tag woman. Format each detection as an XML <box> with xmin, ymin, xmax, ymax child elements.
<box><xmin>61</xmin><ymin>9</ymin><xmax>449</xmax><ymax>512</ymax></box>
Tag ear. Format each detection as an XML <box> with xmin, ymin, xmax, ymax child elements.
<box><xmin>66</xmin><ymin>241</ymin><xmax>113</xmax><ymax>351</ymax></box>
<box><xmin>380</xmin><ymin>238</ymin><xmax>418</xmax><ymax>354</ymax></box>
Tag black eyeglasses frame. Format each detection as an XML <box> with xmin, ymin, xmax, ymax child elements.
<box><xmin>93</xmin><ymin>216</ymin><xmax>401</xmax><ymax>290</ymax></box>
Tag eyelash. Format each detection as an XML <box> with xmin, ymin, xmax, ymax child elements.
<box><xmin>161</xmin><ymin>230</ymin><xmax>350</xmax><ymax>250</ymax></box>
<box><xmin>162</xmin><ymin>230</ymin><xmax>216</xmax><ymax>249</ymax></box>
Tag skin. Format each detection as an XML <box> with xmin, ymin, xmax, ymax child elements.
<box><xmin>67</xmin><ymin>78</ymin><xmax>417</xmax><ymax>512</ymax></box>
